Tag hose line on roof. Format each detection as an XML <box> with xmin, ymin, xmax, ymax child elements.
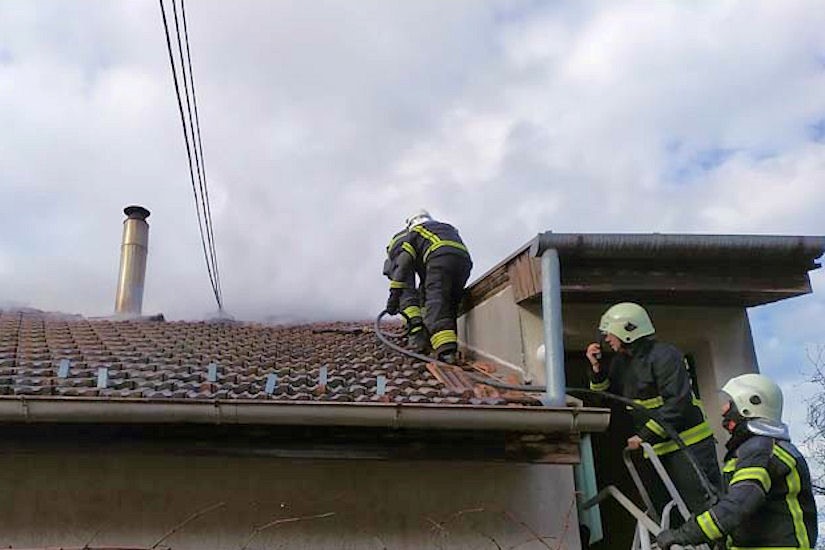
<box><xmin>374</xmin><ymin>310</ymin><xmax>719</xmax><ymax>504</ymax></box>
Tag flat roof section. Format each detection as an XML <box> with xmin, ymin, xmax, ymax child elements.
<box><xmin>466</xmin><ymin>233</ymin><xmax>825</xmax><ymax>308</ymax></box>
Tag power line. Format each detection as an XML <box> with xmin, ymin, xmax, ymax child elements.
<box><xmin>159</xmin><ymin>0</ymin><xmax>223</xmax><ymax>311</ymax></box>
<box><xmin>179</xmin><ymin>0</ymin><xmax>222</xmax><ymax>307</ymax></box>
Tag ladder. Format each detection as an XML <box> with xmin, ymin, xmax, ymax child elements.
<box><xmin>582</xmin><ymin>442</ymin><xmax>711</xmax><ymax>550</ymax></box>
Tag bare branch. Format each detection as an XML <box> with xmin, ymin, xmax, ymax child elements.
<box><xmin>81</xmin><ymin>521</ymin><xmax>108</xmax><ymax>549</ymax></box>
<box><xmin>476</xmin><ymin>531</ymin><xmax>503</xmax><ymax>550</ymax></box>
<box><xmin>239</xmin><ymin>511</ymin><xmax>335</xmax><ymax>550</ymax></box>
<box><xmin>151</xmin><ymin>501</ymin><xmax>226</xmax><ymax>549</ymax></box>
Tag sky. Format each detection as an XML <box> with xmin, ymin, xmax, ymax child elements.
<box><xmin>1</xmin><ymin>2</ymin><xmax>824</xmax><ymax>438</ymax></box>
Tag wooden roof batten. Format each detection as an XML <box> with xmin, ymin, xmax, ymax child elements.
<box><xmin>465</xmin><ymin>233</ymin><xmax>825</xmax><ymax>308</ymax></box>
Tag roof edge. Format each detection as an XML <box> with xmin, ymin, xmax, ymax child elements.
<box><xmin>0</xmin><ymin>396</ymin><xmax>610</xmax><ymax>433</ymax></box>
<box><xmin>530</xmin><ymin>232</ymin><xmax>825</xmax><ymax>261</ymax></box>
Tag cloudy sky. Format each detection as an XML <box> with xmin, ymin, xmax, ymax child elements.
<box><xmin>1</xmin><ymin>1</ymin><xmax>824</xmax><ymax>431</ymax></box>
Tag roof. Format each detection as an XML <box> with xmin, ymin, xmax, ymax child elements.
<box><xmin>467</xmin><ymin>232</ymin><xmax>825</xmax><ymax>308</ymax></box>
<box><xmin>0</xmin><ymin>309</ymin><xmax>609</xmax><ymax>433</ymax></box>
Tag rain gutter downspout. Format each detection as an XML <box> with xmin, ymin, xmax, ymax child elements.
<box><xmin>536</xmin><ymin>242</ymin><xmax>566</xmax><ymax>407</ymax></box>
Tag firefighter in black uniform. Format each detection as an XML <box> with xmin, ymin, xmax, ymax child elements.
<box><xmin>385</xmin><ymin>210</ymin><xmax>472</xmax><ymax>364</ymax></box>
<box><xmin>586</xmin><ymin>302</ymin><xmax>721</xmax><ymax>518</ymax></box>
<box><xmin>657</xmin><ymin>373</ymin><xmax>818</xmax><ymax>549</ymax></box>
<box><xmin>384</xmin><ymin>228</ymin><xmax>428</xmax><ymax>353</ymax></box>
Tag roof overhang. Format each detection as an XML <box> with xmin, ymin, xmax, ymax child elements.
<box><xmin>467</xmin><ymin>233</ymin><xmax>825</xmax><ymax>308</ymax></box>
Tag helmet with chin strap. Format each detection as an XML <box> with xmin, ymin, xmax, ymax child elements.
<box><xmin>721</xmin><ymin>373</ymin><xmax>783</xmax><ymax>423</ymax></box>
<box><xmin>721</xmin><ymin>373</ymin><xmax>789</xmax><ymax>439</ymax></box>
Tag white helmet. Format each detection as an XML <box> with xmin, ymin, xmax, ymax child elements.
<box><xmin>598</xmin><ymin>302</ymin><xmax>655</xmax><ymax>344</ymax></box>
<box><xmin>405</xmin><ymin>209</ymin><xmax>432</xmax><ymax>230</ymax></box>
<box><xmin>721</xmin><ymin>373</ymin><xmax>783</xmax><ymax>424</ymax></box>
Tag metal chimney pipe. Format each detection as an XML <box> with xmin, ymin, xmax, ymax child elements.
<box><xmin>114</xmin><ymin>206</ymin><xmax>150</xmax><ymax>316</ymax></box>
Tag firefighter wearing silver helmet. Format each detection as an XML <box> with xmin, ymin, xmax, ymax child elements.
<box><xmin>657</xmin><ymin>373</ymin><xmax>818</xmax><ymax>549</ymax></box>
<box><xmin>585</xmin><ymin>302</ymin><xmax>721</xmax><ymax>519</ymax></box>
<box><xmin>384</xmin><ymin>209</ymin><xmax>472</xmax><ymax>364</ymax></box>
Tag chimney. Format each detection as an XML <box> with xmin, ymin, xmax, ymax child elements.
<box><xmin>114</xmin><ymin>205</ymin><xmax>150</xmax><ymax>316</ymax></box>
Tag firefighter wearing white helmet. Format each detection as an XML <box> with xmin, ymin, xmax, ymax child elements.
<box><xmin>384</xmin><ymin>210</ymin><xmax>472</xmax><ymax>364</ymax></box>
<box><xmin>585</xmin><ymin>302</ymin><xmax>721</xmax><ymax>520</ymax></box>
<box><xmin>657</xmin><ymin>373</ymin><xmax>818</xmax><ymax>549</ymax></box>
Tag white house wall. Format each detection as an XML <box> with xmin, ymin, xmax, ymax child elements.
<box><xmin>0</xmin><ymin>449</ymin><xmax>582</xmax><ymax>550</ymax></box>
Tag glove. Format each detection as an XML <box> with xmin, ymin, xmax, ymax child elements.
<box><xmin>656</xmin><ymin>528</ymin><xmax>692</xmax><ymax>550</ymax></box>
<box><xmin>655</xmin><ymin>530</ymin><xmax>679</xmax><ymax>550</ymax></box>
<box><xmin>386</xmin><ymin>289</ymin><xmax>401</xmax><ymax>315</ymax></box>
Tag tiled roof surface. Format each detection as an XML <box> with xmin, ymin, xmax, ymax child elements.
<box><xmin>0</xmin><ymin>310</ymin><xmax>540</xmax><ymax>407</ymax></box>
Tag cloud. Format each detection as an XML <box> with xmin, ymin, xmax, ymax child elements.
<box><xmin>0</xmin><ymin>0</ymin><xmax>823</xmax><ymax>327</ymax></box>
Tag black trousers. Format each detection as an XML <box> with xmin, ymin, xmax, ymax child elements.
<box><xmin>644</xmin><ymin>437</ymin><xmax>721</xmax><ymax>525</ymax></box>
<box><xmin>423</xmin><ymin>253</ymin><xmax>472</xmax><ymax>354</ymax></box>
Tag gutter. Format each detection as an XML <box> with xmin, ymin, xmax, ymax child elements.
<box><xmin>0</xmin><ymin>397</ymin><xmax>610</xmax><ymax>433</ymax></box>
<box><xmin>530</xmin><ymin>232</ymin><xmax>825</xmax><ymax>263</ymax></box>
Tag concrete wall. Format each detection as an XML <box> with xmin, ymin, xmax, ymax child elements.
<box><xmin>459</xmin><ymin>289</ymin><xmax>760</xmax><ymax>450</ymax></box>
<box><xmin>0</xmin><ymin>449</ymin><xmax>581</xmax><ymax>550</ymax></box>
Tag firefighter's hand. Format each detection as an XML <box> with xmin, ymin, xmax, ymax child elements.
<box><xmin>385</xmin><ymin>291</ymin><xmax>401</xmax><ymax>315</ymax></box>
<box><xmin>585</xmin><ymin>343</ymin><xmax>602</xmax><ymax>372</ymax></box>
<box><xmin>655</xmin><ymin>529</ymin><xmax>679</xmax><ymax>549</ymax></box>
<box><xmin>627</xmin><ymin>435</ymin><xmax>643</xmax><ymax>450</ymax></box>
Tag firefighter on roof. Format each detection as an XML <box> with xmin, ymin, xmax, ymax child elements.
<box><xmin>384</xmin><ymin>228</ymin><xmax>428</xmax><ymax>353</ymax></box>
<box><xmin>586</xmin><ymin>302</ymin><xmax>721</xmax><ymax>518</ymax></box>
<box><xmin>657</xmin><ymin>373</ymin><xmax>818</xmax><ymax>549</ymax></box>
<box><xmin>385</xmin><ymin>210</ymin><xmax>472</xmax><ymax>364</ymax></box>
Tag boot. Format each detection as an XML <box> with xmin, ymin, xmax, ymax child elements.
<box><xmin>438</xmin><ymin>350</ymin><xmax>458</xmax><ymax>365</ymax></box>
<box><xmin>408</xmin><ymin>328</ymin><xmax>430</xmax><ymax>354</ymax></box>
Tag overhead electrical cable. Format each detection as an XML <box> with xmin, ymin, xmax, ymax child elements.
<box><xmin>158</xmin><ymin>0</ymin><xmax>223</xmax><ymax>311</ymax></box>
<box><xmin>179</xmin><ymin>0</ymin><xmax>222</xmax><ymax>306</ymax></box>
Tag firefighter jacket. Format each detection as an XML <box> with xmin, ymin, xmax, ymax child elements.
<box><xmin>588</xmin><ymin>338</ymin><xmax>713</xmax><ymax>456</ymax></box>
<box><xmin>405</xmin><ymin>221</ymin><xmax>470</xmax><ymax>275</ymax></box>
<box><xmin>679</xmin><ymin>432</ymin><xmax>818</xmax><ymax>549</ymax></box>
<box><xmin>384</xmin><ymin>230</ymin><xmax>421</xmax><ymax>322</ymax></box>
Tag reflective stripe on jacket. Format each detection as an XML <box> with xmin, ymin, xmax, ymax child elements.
<box><xmin>385</xmin><ymin>230</ymin><xmax>417</xmax><ymax>291</ymax></box>
<box><xmin>406</xmin><ymin>221</ymin><xmax>470</xmax><ymax>268</ymax></box>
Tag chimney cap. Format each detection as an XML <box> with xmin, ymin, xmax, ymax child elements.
<box><xmin>124</xmin><ymin>205</ymin><xmax>151</xmax><ymax>220</ymax></box>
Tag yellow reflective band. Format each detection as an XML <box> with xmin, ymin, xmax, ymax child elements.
<box><xmin>409</xmin><ymin>325</ymin><xmax>423</xmax><ymax>334</ymax></box>
<box><xmin>773</xmin><ymin>444</ymin><xmax>810</xmax><ymax>548</ymax></box>
<box><xmin>402</xmin><ymin>306</ymin><xmax>421</xmax><ymax>319</ymax></box>
<box><xmin>590</xmin><ymin>379</ymin><xmax>610</xmax><ymax>392</ymax></box>
<box><xmin>411</xmin><ymin>226</ymin><xmax>469</xmax><ymax>262</ymax></box>
<box><xmin>386</xmin><ymin>233</ymin><xmax>402</xmax><ymax>253</ymax></box>
<box><xmin>696</xmin><ymin>511</ymin><xmax>724</xmax><ymax>540</ymax></box>
<box><xmin>723</xmin><ymin>458</ymin><xmax>738</xmax><ymax>473</ymax></box>
<box><xmin>389</xmin><ymin>280</ymin><xmax>407</xmax><ymax>289</ymax></box>
<box><xmin>413</xmin><ymin>224</ymin><xmax>439</xmax><ymax>240</ymax></box>
<box><xmin>650</xmin><ymin>421</ymin><xmax>714</xmax><ymax>456</ymax></box>
<box><xmin>401</xmin><ymin>241</ymin><xmax>417</xmax><ymax>258</ymax></box>
<box><xmin>412</xmin><ymin>225</ymin><xmax>440</xmax><ymax>245</ymax></box>
<box><xmin>730</xmin><ymin>467</ymin><xmax>772</xmax><ymax>493</ymax></box>
<box><xmin>423</xmin><ymin>240</ymin><xmax>468</xmax><ymax>262</ymax></box>
<box><xmin>430</xmin><ymin>330</ymin><xmax>457</xmax><ymax>349</ymax></box>
<box><xmin>634</xmin><ymin>396</ymin><xmax>665</xmax><ymax>409</ymax></box>
<box><xmin>645</xmin><ymin>419</ymin><xmax>668</xmax><ymax>438</ymax></box>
